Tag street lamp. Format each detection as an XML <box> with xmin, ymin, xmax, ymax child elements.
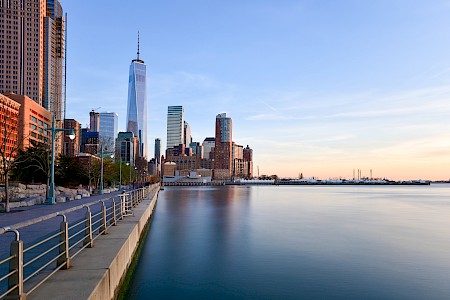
<box><xmin>99</xmin><ymin>146</ymin><xmax>114</xmax><ymax>195</ymax></box>
<box><xmin>119</xmin><ymin>150</ymin><xmax>122</xmax><ymax>191</ymax></box>
<box><xmin>126</xmin><ymin>162</ymin><xmax>131</xmax><ymax>190</ymax></box>
<box><xmin>46</xmin><ymin>116</ymin><xmax>75</xmax><ymax>205</ymax></box>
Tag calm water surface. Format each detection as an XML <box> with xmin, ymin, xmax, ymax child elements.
<box><xmin>126</xmin><ymin>184</ymin><xmax>450</xmax><ymax>299</ymax></box>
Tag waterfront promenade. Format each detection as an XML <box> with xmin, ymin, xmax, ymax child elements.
<box><xmin>0</xmin><ymin>186</ymin><xmax>159</xmax><ymax>300</ymax></box>
<box><xmin>0</xmin><ymin>191</ymin><xmax>123</xmax><ymax>255</ymax></box>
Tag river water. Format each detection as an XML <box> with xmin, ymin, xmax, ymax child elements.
<box><xmin>125</xmin><ymin>184</ymin><xmax>450</xmax><ymax>299</ymax></box>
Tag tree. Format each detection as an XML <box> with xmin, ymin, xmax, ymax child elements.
<box><xmin>56</xmin><ymin>154</ymin><xmax>89</xmax><ymax>187</ymax></box>
<box><xmin>0</xmin><ymin>99</ymin><xmax>24</xmax><ymax>212</ymax></box>
<box><xmin>12</xmin><ymin>143</ymin><xmax>51</xmax><ymax>194</ymax></box>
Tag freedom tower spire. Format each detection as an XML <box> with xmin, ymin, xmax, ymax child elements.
<box><xmin>126</xmin><ymin>32</ymin><xmax>148</xmax><ymax>158</ymax></box>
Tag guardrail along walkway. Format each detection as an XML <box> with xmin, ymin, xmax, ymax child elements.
<box><xmin>0</xmin><ymin>185</ymin><xmax>158</xmax><ymax>300</ymax></box>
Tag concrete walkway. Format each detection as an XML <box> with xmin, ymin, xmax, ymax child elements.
<box><xmin>28</xmin><ymin>188</ymin><xmax>159</xmax><ymax>300</ymax></box>
<box><xmin>0</xmin><ymin>190</ymin><xmax>123</xmax><ymax>257</ymax></box>
<box><xmin>0</xmin><ymin>187</ymin><xmax>159</xmax><ymax>299</ymax></box>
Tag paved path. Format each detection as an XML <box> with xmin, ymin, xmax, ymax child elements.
<box><xmin>0</xmin><ymin>190</ymin><xmax>124</xmax><ymax>257</ymax></box>
<box><xmin>0</xmin><ymin>187</ymin><xmax>158</xmax><ymax>297</ymax></box>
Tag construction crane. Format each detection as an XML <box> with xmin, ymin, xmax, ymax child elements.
<box><xmin>91</xmin><ymin>107</ymin><xmax>101</xmax><ymax>112</ymax></box>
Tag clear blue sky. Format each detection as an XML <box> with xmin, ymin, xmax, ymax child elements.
<box><xmin>62</xmin><ymin>0</ymin><xmax>450</xmax><ymax>180</ymax></box>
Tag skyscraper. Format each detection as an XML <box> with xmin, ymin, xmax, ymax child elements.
<box><xmin>154</xmin><ymin>138</ymin><xmax>161</xmax><ymax>163</ymax></box>
<box><xmin>126</xmin><ymin>33</ymin><xmax>147</xmax><ymax>158</ymax></box>
<box><xmin>89</xmin><ymin>111</ymin><xmax>100</xmax><ymax>132</ymax></box>
<box><xmin>1</xmin><ymin>0</ymin><xmax>65</xmax><ymax>155</ymax></box>
<box><xmin>0</xmin><ymin>0</ymin><xmax>65</xmax><ymax>120</ymax></box>
<box><xmin>184</xmin><ymin>121</ymin><xmax>192</xmax><ymax>147</ymax></box>
<box><xmin>99</xmin><ymin>112</ymin><xmax>118</xmax><ymax>151</ymax></box>
<box><xmin>167</xmin><ymin>106</ymin><xmax>184</xmax><ymax>149</ymax></box>
<box><xmin>43</xmin><ymin>0</ymin><xmax>65</xmax><ymax>122</ymax></box>
<box><xmin>213</xmin><ymin>113</ymin><xmax>232</xmax><ymax>180</ymax></box>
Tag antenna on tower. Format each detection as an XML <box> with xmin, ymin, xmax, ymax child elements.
<box><xmin>132</xmin><ymin>31</ymin><xmax>144</xmax><ymax>63</ymax></box>
<box><xmin>137</xmin><ymin>31</ymin><xmax>140</xmax><ymax>61</ymax></box>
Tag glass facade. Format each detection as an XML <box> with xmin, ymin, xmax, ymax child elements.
<box><xmin>167</xmin><ymin>106</ymin><xmax>184</xmax><ymax>148</ymax></box>
<box><xmin>126</xmin><ymin>60</ymin><xmax>147</xmax><ymax>158</ymax></box>
<box><xmin>99</xmin><ymin>112</ymin><xmax>118</xmax><ymax>151</ymax></box>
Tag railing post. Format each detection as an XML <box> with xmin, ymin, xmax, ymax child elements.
<box><xmin>119</xmin><ymin>194</ymin><xmax>125</xmax><ymax>219</ymax></box>
<box><xmin>128</xmin><ymin>192</ymin><xmax>133</xmax><ymax>212</ymax></box>
<box><xmin>83</xmin><ymin>207</ymin><xmax>93</xmax><ymax>248</ymax></box>
<box><xmin>112</xmin><ymin>199</ymin><xmax>117</xmax><ymax>226</ymax></box>
<box><xmin>57</xmin><ymin>214</ymin><xmax>71</xmax><ymax>269</ymax></box>
<box><xmin>101</xmin><ymin>201</ymin><xmax>108</xmax><ymax>235</ymax></box>
<box><xmin>7</xmin><ymin>229</ymin><xmax>25</xmax><ymax>300</ymax></box>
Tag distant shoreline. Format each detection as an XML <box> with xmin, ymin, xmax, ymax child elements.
<box><xmin>163</xmin><ymin>180</ymin><xmax>434</xmax><ymax>187</ymax></box>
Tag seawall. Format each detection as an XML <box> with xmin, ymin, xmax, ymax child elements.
<box><xmin>27</xmin><ymin>187</ymin><xmax>159</xmax><ymax>300</ymax></box>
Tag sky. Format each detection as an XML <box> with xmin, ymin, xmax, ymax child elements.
<box><xmin>61</xmin><ymin>0</ymin><xmax>450</xmax><ymax>181</ymax></box>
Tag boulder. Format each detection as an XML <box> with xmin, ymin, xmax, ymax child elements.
<box><xmin>56</xmin><ymin>196</ymin><xmax>66</xmax><ymax>203</ymax></box>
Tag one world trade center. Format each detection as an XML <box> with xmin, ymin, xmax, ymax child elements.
<box><xmin>126</xmin><ymin>33</ymin><xmax>148</xmax><ymax>158</ymax></box>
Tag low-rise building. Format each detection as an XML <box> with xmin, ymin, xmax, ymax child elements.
<box><xmin>6</xmin><ymin>92</ymin><xmax>52</xmax><ymax>150</ymax></box>
<box><xmin>0</xmin><ymin>93</ymin><xmax>20</xmax><ymax>159</ymax></box>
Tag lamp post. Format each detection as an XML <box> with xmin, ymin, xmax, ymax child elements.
<box><xmin>119</xmin><ymin>151</ymin><xmax>122</xmax><ymax>191</ymax></box>
<box><xmin>126</xmin><ymin>162</ymin><xmax>130</xmax><ymax>190</ymax></box>
<box><xmin>46</xmin><ymin>116</ymin><xmax>75</xmax><ymax>205</ymax></box>
<box><xmin>99</xmin><ymin>146</ymin><xmax>114</xmax><ymax>195</ymax></box>
<box><xmin>99</xmin><ymin>145</ymin><xmax>104</xmax><ymax>194</ymax></box>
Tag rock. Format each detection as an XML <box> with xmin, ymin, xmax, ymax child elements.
<box><xmin>35</xmin><ymin>196</ymin><xmax>45</xmax><ymax>204</ymax></box>
<box><xmin>56</xmin><ymin>196</ymin><xmax>66</xmax><ymax>203</ymax></box>
<box><xmin>75</xmin><ymin>195</ymin><xmax>82</xmax><ymax>200</ymax></box>
<box><xmin>18</xmin><ymin>183</ymin><xmax>26</xmax><ymax>190</ymax></box>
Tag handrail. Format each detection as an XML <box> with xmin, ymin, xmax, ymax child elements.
<box><xmin>5</xmin><ymin>193</ymin><xmax>122</xmax><ymax>231</ymax></box>
<box><xmin>0</xmin><ymin>184</ymin><xmax>159</xmax><ymax>300</ymax></box>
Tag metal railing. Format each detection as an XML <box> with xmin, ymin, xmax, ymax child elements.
<box><xmin>0</xmin><ymin>185</ymin><xmax>157</xmax><ymax>300</ymax></box>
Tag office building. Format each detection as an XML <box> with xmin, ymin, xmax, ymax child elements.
<box><xmin>167</xmin><ymin>106</ymin><xmax>184</xmax><ymax>148</ymax></box>
<box><xmin>154</xmin><ymin>138</ymin><xmax>161</xmax><ymax>163</ymax></box>
<box><xmin>89</xmin><ymin>111</ymin><xmax>100</xmax><ymax>132</ymax></box>
<box><xmin>63</xmin><ymin>119</ymin><xmax>81</xmax><ymax>156</ymax></box>
<box><xmin>80</xmin><ymin>129</ymin><xmax>99</xmax><ymax>155</ymax></box>
<box><xmin>202</xmin><ymin>137</ymin><xmax>215</xmax><ymax>159</ymax></box>
<box><xmin>243</xmin><ymin>145</ymin><xmax>253</xmax><ymax>178</ymax></box>
<box><xmin>6</xmin><ymin>92</ymin><xmax>52</xmax><ymax>149</ymax></box>
<box><xmin>184</xmin><ymin>121</ymin><xmax>192</xmax><ymax>147</ymax></box>
<box><xmin>0</xmin><ymin>94</ymin><xmax>20</xmax><ymax>159</ymax></box>
<box><xmin>189</xmin><ymin>141</ymin><xmax>203</xmax><ymax>158</ymax></box>
<box><xmin>99</xmin><ymin>112</ymin><xmax>118</xmax><ymax>151</ymax></box>
<box><xmin>43</xmin><ymin>0</ymin><xmax>65</xmax><ymax>123</ymax></box>
<box><xmin>116</xmin><ymin>131</ymin><xmax>136</xmax><ymax>166</ymax></box>
<box><xmin>213</xmin><ymin>113</ymin><xmax>232</xmax><ymax>180</ymax></box>
<box><xmin>0</xmin><ymin>0</ymin><xmax>65</xmax><ymax>122</ymax></box>
<box><xmin>126</xmin><ymin>34</ymin><xmax>147</xmax><ymax>158</ymax></box>
<box><xmin>232</xmin><ymin>143</ymin><xmax>244</xmax><ymax>177</ymax></box>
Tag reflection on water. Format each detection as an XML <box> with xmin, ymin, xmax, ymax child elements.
<box><xmin>126</xmin><ymin>184</ymin><xmax>450</xmax><ymax>299</ymax></box>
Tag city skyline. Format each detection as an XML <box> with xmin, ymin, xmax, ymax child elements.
<box><xmin>61</xmin><ymin>1</ymin><xmax>450</xmax><ymax>180</ymax></box>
